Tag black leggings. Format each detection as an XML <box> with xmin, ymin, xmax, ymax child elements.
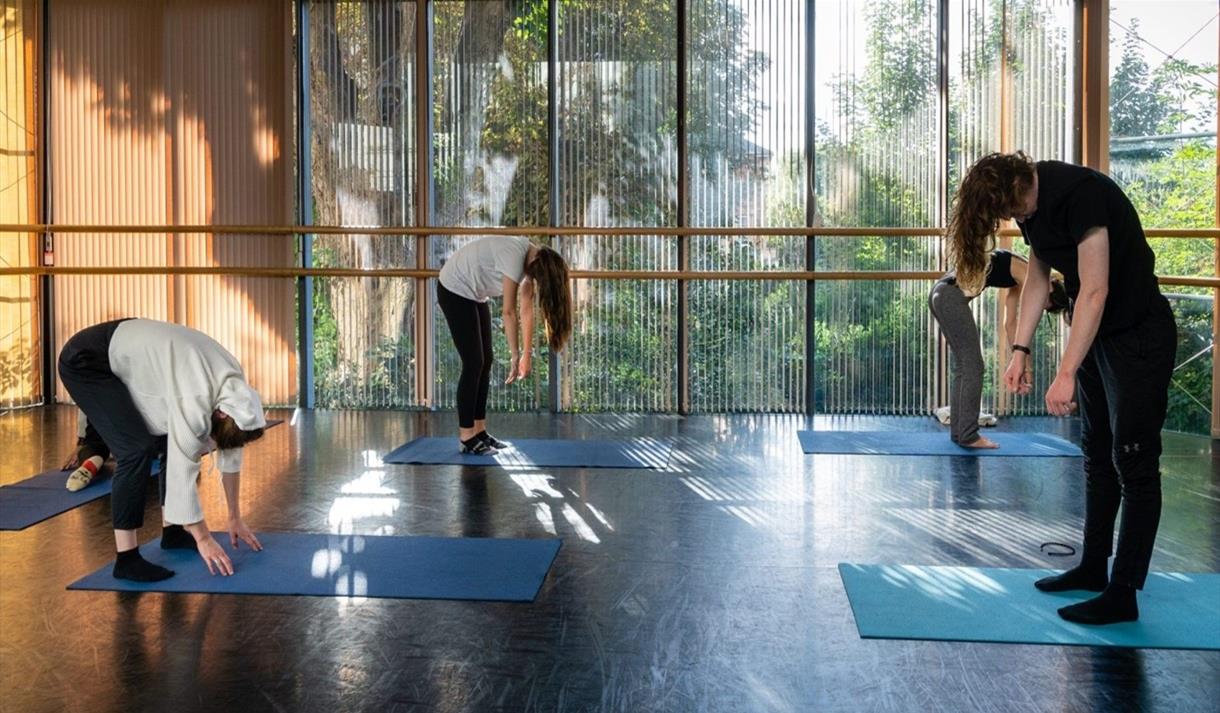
<box><xmin>58</xmin><ymin>319</ymin><xmax>167</xmax><ymax>530</ymax></box>
<box><xmin>437</xmin><ymin>282</ymin><xmax>494</xmax><ymax>429</ymax></box>
<box><xmin>1077</xmin><ymin>295</ymin><xmax>1176</xmax><ymax>589</ymax></box>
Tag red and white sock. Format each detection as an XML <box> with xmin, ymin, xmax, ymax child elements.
<box><xmin>65</xmin><ymin>455</ymin><xmax>103</xmax><ymax>491</ymax></box>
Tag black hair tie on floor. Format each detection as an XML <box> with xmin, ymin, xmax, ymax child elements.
<box><xmin>1040</xmin><ymin>542</ymin><xmax>1076</xmax><ymax>557</ymax></box>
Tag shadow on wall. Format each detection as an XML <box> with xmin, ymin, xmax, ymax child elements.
<box><xmin>0</xmin><ymin>343</ymin><xmax>35</xmax><ymax>398</ymax></box>
<box><xmin>50</xmin><ymin>0</ymin><xmax>295</xmax><ymax>403</ymax></box>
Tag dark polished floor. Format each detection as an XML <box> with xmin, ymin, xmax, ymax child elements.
<box><xmin>1</xmin><ymin>406</ymin><xmax>1217</xmax><ymax>713</ymax></box>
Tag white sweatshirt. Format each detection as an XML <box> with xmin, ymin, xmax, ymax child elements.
<box><xmin>107</xmin><ymin>319</ymin><xmax>266</xmax><ymax>525</ymax></box>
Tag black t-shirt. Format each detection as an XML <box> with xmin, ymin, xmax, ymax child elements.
<box><xmin>940</xmin><ymin>249</ymin><xmax>1020</xmax><ymax>290</ymax></box>
<box><xmin>1017</xmin><ymin>161</ymin><xmax>1158</xmax><ymax>336</ymax></box>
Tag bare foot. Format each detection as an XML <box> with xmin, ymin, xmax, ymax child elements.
<box><xmin>961</xmin><ymin>436</ymin><xmax>999</xmax><ymax>449</ymax></box>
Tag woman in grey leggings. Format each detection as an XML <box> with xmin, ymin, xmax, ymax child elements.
<box><xmin>929</xmin><ymin>250</ymin><xmax>1068</xmax><ymax>447</ymax></box>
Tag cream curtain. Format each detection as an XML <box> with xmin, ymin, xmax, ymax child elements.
<box><xmin>49</xmin><ymin>0</ymin><xmax>296</xmax><ymax>404</ymax></box>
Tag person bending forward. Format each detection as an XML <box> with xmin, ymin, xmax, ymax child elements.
<box><xmin>436</xmin><ymin>237</ymin><xmax>572</xmax><ymax>454</ymax></box>
<box><xmin>58</xmin><ymin>319</ymin><xmax>267</xmax><ymax>581</ymax></box>
<box><xmin>953</xmin><ymin>152</ymin><xmax>1175</xmax><ymax>625</ymax></box>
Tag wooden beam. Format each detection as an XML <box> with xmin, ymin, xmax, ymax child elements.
<box><xmin>4</xmin><ymin>266</ymin><xmax>1215</xmax><ymax>288</ymax></box>
<box><xmin>1213</xmin><ymin>230</ymin><xmax>1218</xmax><ymax>440</ymax></box>
<box><xmin>1078</xmin><ymin>0</ymin><xmax>1109</xmax><ymax>172</ymax></box>
<box><xmin>3</xmin><ymin>224</ymin><xmax>1216</xmax><ymax>239</ymax></box>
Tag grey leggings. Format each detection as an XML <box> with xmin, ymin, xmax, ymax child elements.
<box><xmin>928</xmin><ymin>280</ymin><xmax>983</xmax><ymax>445</ymax></box>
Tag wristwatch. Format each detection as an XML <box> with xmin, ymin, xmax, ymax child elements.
<box><xmin>1011</xmin><ymin>344</ymin><xmax>1032</xmax><ymax>355</ymax></box>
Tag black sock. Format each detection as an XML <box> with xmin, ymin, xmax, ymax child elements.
<box><xmin>1034</xmin><ymin>559</ymin><xmax>1108</xmax><ymax>593</ymax></box>
<box><xmin>476</xmin><ymin>431</ymin><xmax>508</xmax><ymax>449</ymax></box>
<box><xmin>113</xmin><ymin>548</ymin><xmax>174</xmax><ymax>582</ymax></box>
<box><xmin>160</xmin><ymin>524</ymin><xmax>198</xmax><ymax>551</ymax></box>
<box><xmin>1057</xmin><ymin>582</ymin><xmax>1139</xmax><ymax>625</ymax></box>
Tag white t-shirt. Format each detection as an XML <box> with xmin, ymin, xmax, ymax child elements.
<box><xmin>108</xmin><ymin>319</ymin><xmax>266</xmax><ymax>525</ymax></box>
<box><xmin>438</xmin><ymin>236</ymin><xmax>531</xmax><ymax>302</ymax></box>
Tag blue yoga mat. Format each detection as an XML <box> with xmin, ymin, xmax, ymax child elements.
<box><xmin>839</xmin><ymin>563</ymin><xmax>1220</xmax><ymax>650</ymax></box>
<box><xmin>798</xmin><ymin>430</ymin><xmax>1081</xmax><ymax>457</ymax></box>
<box><xmin>0</xmin><ymin>420</ymin><xmax>282</xmax><ymax>531</ymax></box>
<box><xmin>383</xmin><ymin>437</ymin><xmax>673</xmax><ymax>469</ymax></box>
<box><xmin>1</xmin><ymin>467</ymin><xmax>136</xmax><ymax>531</ymax></box>
<box><xmin>69</xmin><ymin>532</ymin><xmax>561</xmax><ymax>602</ymax></box>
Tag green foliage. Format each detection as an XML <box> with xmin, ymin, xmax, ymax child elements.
<box><xmin>1154</xmin><ymin>58</ymin><xmax>1218</xmax><ymax>134</ymax></box>
<box><xmin>1165</xmin><ymin>297</ymin><xmax>1213</xmax><ymax>435</ymax></box>
<box><xmin>687</xmin><ymin>0</ymin><xmax>769</xmax><ymax>177</ymax></box>
<box><xmin>1111</xmin><ymin>20</ymin><xmax>1216</xmax><ymax>138</ymax></box>
<box><xmin>308</xmin><ymin>1</ymin><xmax>1215</xmax><ymax>433</ymax></box>
<box><xmin>568</xmin><ymin>282</ymin><xmax>674</xmax><ymax>411</ymax></box>
<box><xmin>1126</xmin><ymin>143</ymin><xmax>1217</xmax><ymax>235</ymax></box>
<box><xmin>511</xmin><ymin>0</ymin><xmax>548</xmax><ymax>47</ymax></box>
<box><xmin>1109</xmin><ymin>20</ymin><xmax>1169</xmax><ymax>138</ymax></box>
<box><xmin>858</xmin><ymin>0</ymin><xmax>936</xmax><ymax>130</ymax></box>
<box><xmin>478</xmin><ymin>17</ymin><xmax>549</xmax><ymax>227</ymax></box>
<box><xmin>1119</xmin><ymin>141</ymin><xmax>1216</xmax><ymax>433</ymax></box>
<box><xmin>1105</xmin><ymin>19</ymin><xmax>1217</xmax><ymax>434</ymax></box>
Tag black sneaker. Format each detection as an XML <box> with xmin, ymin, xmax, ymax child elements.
<box><xmin>477</xmin><ymin>431</ymin><xmax>509</xmax><ymax>449</ymax></box>
<box><xmin>460</xmin><ymin>436</ymin><xmax>498</xmax><ymax>455</ymax></box>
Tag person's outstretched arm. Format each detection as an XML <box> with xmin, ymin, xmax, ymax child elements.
<box><xmin>1043</xmin><ymin>228</ymin><xmax>1108</xmax><ymax>415</ymax></box>
<box><xmin>1003</xmin><ymin>283</ymin><xmax>1023</xmax><ymax>348</ymax></box>
<box><xmin>501</xmin><ymin>275</ymin><xmax>519</xmax><ymax>382</ymax></box>
<box><xmin>167</xmin><ymin>398</ymin><xmax>235</xmax><ymax>576</ymax></box>
<box><xmin>1003</xmin><ymin>252</ymin><xmax>1051</xmax><ymax>394</ymax></box>
<box><xmin>501</xmin><ymin>275</ymin><xmax>534</xmax><ymax>384</ymax></box>
<box><xmin>1003</xmin><ymin>256</ymin><xmax>1029</xmax><ymax>348</ymax></box>
<box><xmin>216</xmin><ymin>446</ymin><xmax>262</xmax><ymax>552</ymax></box>
<box><xmin>513</xmin><ymin>277</ymin><xmax>536</xmax><ymax>382</ymax></box>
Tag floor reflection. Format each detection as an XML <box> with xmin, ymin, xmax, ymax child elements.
<box><xmin>2</xmin><ymin>408</ymin><xmax>1215</xmax><ymax>712</ymax></box>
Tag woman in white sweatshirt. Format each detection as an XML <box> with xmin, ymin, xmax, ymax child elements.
<box><xmin>57</xmin><ymin>319</ymin><xmax>267</xmax><ymax>581</ymax></box>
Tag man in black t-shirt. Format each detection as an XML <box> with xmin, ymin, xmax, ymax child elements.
<box><xmin>950</xmin><ymin>152</ymin><xmax>1177</xmax><ymax>626</ymax></box>
<box><xmin>1015</xmin><ymin>161</ymin><xmax>1161</xmax><ymax>335</ymax></box>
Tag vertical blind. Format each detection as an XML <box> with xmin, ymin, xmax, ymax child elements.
<box><xmin>813</xmin><ymin>0</ymin><xmax>941</xmax><ymax>415</ymax></box>
<box><xmin>9</xmin><ymin>1</ymin><xmax>1203</xmax><ymax>429</ymax></box>
<box><xmin>48</xmin><ymin>0</ymin><xmax>296</xmax><ymax>405</ymax></box>
<box><xmin>430</xmin><ymin>0</ymin><xmax>549</xmax><ymax>412</ymax></box>
<box><xmin>557</xmin><ymin>0</ymin><xmax>679</xmax><ymax>412</ymax></box>
<box><xmin>309</xmin><ymin>1</ymin><xmax>418</xmax><ymax>409</ymax></box>
<box><xmin>688</xmin><ymin>0</ymin><xmax>807</xmax><ymax>413</ymax></box>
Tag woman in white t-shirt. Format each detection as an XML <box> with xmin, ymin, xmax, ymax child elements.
<box><xmin>437</xmin><ymin>237</ymin><xmax>572</xmax><ymax>453</ymax></box>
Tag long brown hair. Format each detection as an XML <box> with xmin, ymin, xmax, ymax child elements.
<box><xmin>525</xmin><ymin>245</ymin><xmax>572</xmax><ymax>352</ymax></box>
<box><xmin>212</xmin><ymin>411</ymin><xmax>265</xmax><ymax>450</ymax></box>
<box><xmin>947</xmin><ymin>152</ymin><xmax>1036</xmax><ymax>295</ymax></box>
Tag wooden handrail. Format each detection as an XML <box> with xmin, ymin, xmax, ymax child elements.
<box><xmin>1</xmin><ymin>265</ymin><xmax>1215</xmax><ymax>287</ymax></box>
<box><xmin>0</xmin><ymin>223</ymin><xmax>1216</xmax><ymax>239</ymax></box>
